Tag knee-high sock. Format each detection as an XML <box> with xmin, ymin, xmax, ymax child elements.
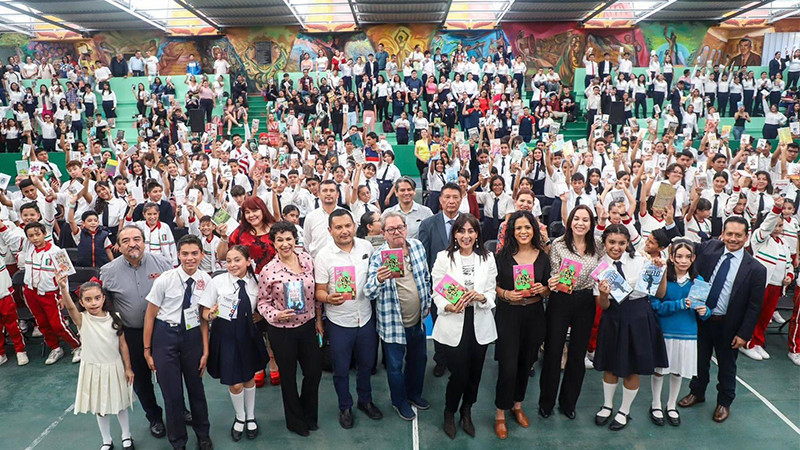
<box><xmin>97</xmin><ymin>414</ymin><xmax>112</xmax><ymax>444</ymax></box>
<box><xmin>599</xmin><ymin>381</ymin><xmax>617</xmax><ymax>417</ymax></box>
<box><xmin>117</xmin><ymin>409</ymin><xmax>131</xmax><ymax>439</ymax></box>
<box><xmin>619</xmin><ymin>387</ymin><xmax>638</xmax><ymax>415</ymax></box>
<box><xmin>244</xmin><ymin>386</ymin><xmax>257</xmax><ymax>429</ymax></box>
<box><xmin>651</xmin><ymin>375</ymin><xmax>664</xmax><ymax>409</ymax></box>
<box><xmin>667</xmin><ymin>374</ymin><xmax>683</xmax><ymax>410</ymax></box>
<box><xmin>230</xmin><ymin>391</ymin><xmax>245</xmax><ymax>431</ymax></box>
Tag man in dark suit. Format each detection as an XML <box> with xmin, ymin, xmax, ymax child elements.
<box><xmin>769</xmin><ymin>52</ymin><xmax>786</xmax><ymax>79</ymax></box>
<box><xmin>665</xmin><ymin>215</ymin><xmax>766</xmax><ymax>422</ymax></box>
<box><xmin>365</xmin><ymin>54</ymin><xmax>379</xmax><ymax>81</ymax></box>
<box><xmin>669</xmin><ymin>81</ymin><xmax>685</xmax><ymax>128</ymax></box>
<box><xmin>418</xmin><ymin>183</ymin><xmax>462</xmax><ymax>377</ymax></box>
<box><xmin>598</xmin><ymin>53</ymin><xmax>613</xmax><ymax>80</ymax></box>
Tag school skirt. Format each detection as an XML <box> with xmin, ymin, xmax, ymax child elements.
<box><xmin>594</xmin><ymin>296</ymin><xmax>668</xmax><ymax>378</ymax></box>
<box><xmin>207</xmin><ymin>317</ymin><xmax>269</xmax><ymax>386</ymax></box>
<box><xmin>102</xmin><ymin>100</ymin><xmax>116</xmax><ymax>119</ymax></box>
<box><xmin>763</xmin><ymin>123</ymin><xmax>779</xmax><ymax>140</ymax></box>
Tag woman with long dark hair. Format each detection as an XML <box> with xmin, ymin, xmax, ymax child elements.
<box><xmin>431</xmin><ymin>214</ymin><xmax>497</xmax><ymax>439</ymax></box>
<box><xmin>220</xmin><ymin>196</ymin><xmax>276</xmax><ymax>273</ymax></box>
<box><xmin>540</xmin><ymin>205</ymin><xmax>603</xmax><ymax>420</ymax></box>
<box><xmin>492</xmin><ymin>211</ymin><xmax>550</xmax><ymax>439</ymax></box>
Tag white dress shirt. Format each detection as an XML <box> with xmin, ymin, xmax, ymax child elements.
<box><xmin>314</xmin><ymin>238</ymin><xmax>375</xmax><ymax>328</ymax></box>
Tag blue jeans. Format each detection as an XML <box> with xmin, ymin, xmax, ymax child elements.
<box><xmin>383</xmin><ymin>322</ymin><xmax>427</xmax><ymax>407</ymax></box>
<box><xmin>327</xmin><ymin>318</ymin><xmax>377</xmax><ymax>410</ymax></box>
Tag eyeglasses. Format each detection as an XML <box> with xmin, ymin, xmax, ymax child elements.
<box><xmin>385</xmin><ymin>225</ymin><xmax>406</xmax><ymax>234</ymax></box>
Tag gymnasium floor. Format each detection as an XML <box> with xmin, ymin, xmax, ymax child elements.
<box><xmin>2</xmin><ymin>325</ymin><xmax>798</xmax><ymax>450</ymax></box>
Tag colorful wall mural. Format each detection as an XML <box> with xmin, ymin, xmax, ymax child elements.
<box><xmin>1</xmin><ymin>19</ymin><xmax>794</xmax><ymax>94</ymax></box>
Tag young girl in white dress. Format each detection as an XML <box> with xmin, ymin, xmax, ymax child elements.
<box><xmin>57</xmin><ymin>276</ymin><xmax>134</xmax><ymax>450</ymax></box>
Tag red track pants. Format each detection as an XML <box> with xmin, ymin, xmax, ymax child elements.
<box><xmin>22</xmin><ymin>287</ymin><xmax>80</xmax><ymax>351</ymax></box>
<box><xmin>747</xmin><ymin>284</ymin><xmax>783</xmax><ymax>350</ymax></box>
<box><xmin>0</xmin><ymin>294</ymin><xmax>25</xmax><ymax>355</ymax></box>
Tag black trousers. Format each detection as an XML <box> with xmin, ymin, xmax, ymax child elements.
<box><xmin>443</xmin><ymin>307</ymin><xmax>488</xmax><ymax>413</ymax></box>
<box><xmin>125</xmin><ymin>327</ymin><xmax>164</xmax><ymax>425</ymax></box>
<box><xmin>718</xmin><ymin>92</ymin><xmax>729</xmax><ymax>117</ymax></box>
<box><xmin>267</xmin><ymin>320</ymin><xmax>322</xmax><ymax>434</ymax></box>
<box><xmin>376</xmin><ymin>97</ymin><xmax>388</xmax><ymax>122</ymax></box>
<box><xmin>538</xmin><ymin>289</ymin><xmax>596</xmax><ymax>413</ymax></box>
<box><xmin>200</xmin><ymin>98</ymin><xmax>214</xmax><ymax>123</ymax></box>
<box><xmin>690</xmin><ymin>318</ymin><xmax>740</xmax><ymax>407</ymax></box>
<box><xmin>495</xmin><ymin>301</ymin><xmax>545</xmax><ymax>410</ymax></box>
<box><xmin>152</xmin><ymin>321</ymin><xmax>210</xmax><ymax>449</ymax></box>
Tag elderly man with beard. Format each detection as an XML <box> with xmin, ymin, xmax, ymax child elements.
<box><xmin>100</xmin><ymin>225</ymin><xmax>175</xmax><ymax>438</ymax></box>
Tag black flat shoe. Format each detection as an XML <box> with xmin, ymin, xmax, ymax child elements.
<box><xmin>149</xmin><ymin>421</ymin><xmax>166</xmax><ymax>438</ymax></box>
<box><xmin>666</xmin><ymin>409</ymin><xmax>681</xmax><ymax>426</ymax></box>
<box><xmin>231</xmin><ymin>419</ymin><xmax>244</xmax><ymax>442</ymax></box>
<box><xmin>559</xmin><ymin>406</ymin><xmax>576</xmax><ymax>420</ymax></box>
<box><xmin>245</xmin><ymin>419</ymin><xmax>259</xmax><ymax>440</ymax></box>
<box><xmin>121</xmin><ymin>438</ymin><xmax>134</xmax><ymax>450</ymax></box>
<box><xmin>609</xmin><ymin>412</ymin><xmax>631</xmax><ymax>431</ymax></box>
<box><xmin>649</xmin><ymin>408</ymin><xmax>665</xmax><ymax>426</ymax></box>
<box><xmin>307</xmin><ymin>422</ymin><xmax>319</xmax><ymax>431</ymax></box>
<box><xmin>595</xmin><ymin>406</ymin><xmax>613</xmax><ymax>426</ymax></box>
<box><xmin>100</xmin><ymin>444</ymin><xmax>114</xmax><ymax>450</ymax></box>
<box><xmin>538</xmin><ymin>406</ymin><xmax>551</xmax><ymax>418</ymax></box>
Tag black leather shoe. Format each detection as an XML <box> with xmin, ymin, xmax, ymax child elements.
<box><xmin>433</xmin><ymin>363</ymin><xmax>447</xmax><ymax>377</ymax></box>
<box><xmin>595</xmin><ymin>406</ymin><xmax>613</xmax><ymax>426</ymax></box>
<box><xmin>121</xmin><ymin>438</ymin><xmax>134</xmax><ymax>450</ymax></box>
<box><xmin>231</xmin><ymin>419</ymin><xmax>244</xmax><ymax>442</ymax></box>
<box><xmin>149</xmin><ymin>421</ymin><xmax>166</xmax><ymax>438</ymax></box>
<box><xmin>339</xmin><ymin>408</ymin><xmax>354</xmax><ymax>429</ymax></box>
<box><xmin>609</xmin><ymin>412</ymin><xmax>631</xmax><ymax>431</ymax></box>
<box><xmin>538</xmin><ymin>406</ymin><xmax>551</xmax><ymax>418</ymax></box>
<box><xmin>459</xmin><ymin>405</ymin><xmax>475</xmax><ymax>437</ymax></box>
<box><xmin>183</xmin><ymin>409</ymin><xmax>193</xmax><ymax>425</ymax></box>
<box><xmin>559</xmin><ymin>406</ymin><xmax>576</xmax><ymax>420</ymax></box>
<box><xmin>649</xmin><ymin>408</ymin><xmax>665</xmax><ymax>426</ymax></box>
<box><xmin>307</xmin><ymin>422</ymin><xmax>319</xmax><ymax>431</ymax></box>
<box><xmin>197</xmin><ymin>437</ymin><xmax>213</xmax><ymax>450</ymax></box>
<box><xmin>666</xmin><ymin>409</ymin><xmax>681</xmax><ymax>426</ymax></box>
<box><xmin>358</xmin><ymin>402</ymin><xmax>383</xmax><ymax>420</ymax></box>
<box><xmin>245</xmin><ymin>419</ymin><xmax>259</xmax><ymax>440</ymax></box>
<box><xmin>443</xmin><ymin>411</ymin><xmax>456</xmax><ymax>439</ymax></box>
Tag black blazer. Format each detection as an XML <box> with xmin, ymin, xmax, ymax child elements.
<box><xmin>365</xmin><ymin>61</ymin><xmax>378</xmax><ymax>79</ymax></box>
<box><xmin>418</xmin><ymin>212</ymin><xmax>451</xmax><ymax>270</ymax></box>
<box><xmin>599</xmin><ymin>61</ymin><xmax>613</xmax><ymax>78</ymax></box>
<box><xmin>769</xmin><ymin>58</ymin><xmax>785</xmax><ymax>79</ymax></box>
<box><xmin>666</xmin><ymin>227</ymin><xmax>766</xmax><ymax>340</ymax></box>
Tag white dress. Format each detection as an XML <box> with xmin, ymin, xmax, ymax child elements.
<box><xmin>74</xmin><ymin>312</ymin><xmax>133</xmax><ymax>415</ymax></box>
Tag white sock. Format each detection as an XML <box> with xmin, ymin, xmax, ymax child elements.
<box><xmin>667</xmin><ymin>374</ymin><xmax>683</xmax><ymax>411</ymax></box>
<box><xmin>618</xmin><ymin>386</ymin><xmax>639</xmax><ymax>425</ymax></box>
<box><xmin>651</xmin><ymin>375</ymin><xmax>664</xmax><ymax>410</ymax></box>
<box><xmin>117</xmin><ymin>409</ymin><xmax>131</xmax><ymax>439</ymax></box>
<box><xmin>96</xmin><ymin>414</ymin><xmax>112</xmax><ymax>445</ymax></box>
<box><xmin>599</xmin><ymin>381</ymin><xmax>617</xmax><ymax>417</ymax></box>
<box><xmin>230</xmin><ymin>391</ymin><xmax>245</xmax><ymax>431</ymax></box>
<box><xmin>243</xmin><ymin>386</ymin><xmax>256</xmax><ymax>420</ymax></box>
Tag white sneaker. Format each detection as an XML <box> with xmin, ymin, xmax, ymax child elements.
<box><xmin>739</xmin><ymin>346</ymin><xmax>763</xmax><ymax>361</ymax></box>
<box><xmin>788</xmin><ymin>353</ymin><xmax>800</xmax><ymax>366</ymax></box>
<box><xmin>32</xmin><ymin>327</ymin><xmax>43</xmax><ymax>337</ymax></box>
<box><xmin>584</xmin><ymin>355</ymin><xmax>595</xmax><ymax>369</ymax></box>
<box><xmin>772</xmin><ymin>311</ymin><xmax>786</xmax><ymax>325</ymax></box>
<box><xmin>45</xmin><ymin>347</ymin><xmax>64</xmax><ymax>365</ymax></box>
<box><xmin>587</xmin><ymin>351</ymin><xmax>596</xmax><ymax>362</ymax></box>
<box><xmin>754</xmin><ymin>346</ymin><xmax>770</xmax><ymax>360</ymax></box>
<box><xmin>17</xmin><ymin>352</ymin><xmax>29</xmax><ymax>366</ymax></box>
<box><xmin>0</xmin><ymin>354</ymin><xmax>7</xmax><ymax>367</ymax></box>
<box><xmin>71</xmin><ymin>347</ymin><xmax>82</xmax><ymax>363</ymax></box>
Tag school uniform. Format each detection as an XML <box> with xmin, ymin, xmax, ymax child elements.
<box><xmin>146</xmin><ymin>267</ymin><xmax>213</xmax><ymax>449</ymax></box>
<box><xmin>475</xmin><ymin>191</ymin><xmax>514</xmax><ymax>241</ymax></box>
<box><xmin>702</xmin><ymin>189</ymin><xmax>729</xmax><ymax>237</ymax></box>
<box><xmin>125</xmin><ymin>220</ymin><xmax>177</xmax><ymax>266</ymax></box>
<box><xmin>593</xmin><ymin>253</ymin><xmax>668</xmax><ymax>377</ymax></box>
<box><xmin>200</xmin><ymin>272</ymin><xmax>268</xmax><ymax>386</ymax></box>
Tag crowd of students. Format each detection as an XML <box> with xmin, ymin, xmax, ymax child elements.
<box><xmin>0</xmin><ymin>40</ymin><xmax>799</xmax><ymax>450</ymax></box>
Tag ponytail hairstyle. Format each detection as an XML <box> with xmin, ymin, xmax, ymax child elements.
<box><xmin>226</xmin><ymin>244</ymin><xmax>257</xmax><ymax>279</ymax></box>
<box><xmin>601</xmin><ymin>223</ymin><xmax>636</xmax><ymax>258</ymax></box>
<box><xmin>78</xmin><ymin>282</ymin><xmax>124</xmax><ymax>336</ymax></box>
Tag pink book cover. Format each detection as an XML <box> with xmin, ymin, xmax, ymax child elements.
<box><xmin>381</xmin><ymin>249</ymin><xmax>404</xmax><ymax>278</ymax></box>
<box><xmin>590</xmin><ymin>261</ymin><xmax>610</xmax><ymax>281</ymax></box>
<box><xmin>434</xmin><ymin>274</ymin><xmax>468</xmax><ymax>304</ymax></box>
<box><xmin>513</xmin><ymin>264</ymin><xmax>534</xmax><ymax>297</ymax></box>
<box><xmin>334</xmin><ymin>266</ymin><xmax>356</xmax><ymax>300</ymax></box>
<box><xmin>556</xmin><ymin>258</ymin><xmax>583</xmax><ymax>294</ymax></box>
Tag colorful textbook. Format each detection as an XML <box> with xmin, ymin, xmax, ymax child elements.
<box><xmin>555</xmin><ymin>258</ymin><xmax>583</xmax><ymax>294</ymax></box>
<box><xmin>513</xmin><ymin>264</ymin><xmax>535</xmax><ymax>297</ymax></box>
<box><xmin>334</xmin><ymin>266</ymin><xmax>356</xmax><ymax>300</ymax></box>
<box><xmin>381</xmin><ymin>249</ymin><xmax>404</xmax><ymax>278</ymax></box>
<box><xmin>434</xmin><ymin>274</ymin><xmax>468</xmax><ymax>304</ymax></box>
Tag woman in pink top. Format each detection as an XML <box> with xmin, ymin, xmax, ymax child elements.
<box><xmin>198</xmin><ymin>79</ymin><xmax>216</xmax><ymax>123</ymax></box>
<box><xmin>257</xmin><ymin>221</ymin><xmax>323</xmax><ymax>437</ymax></box>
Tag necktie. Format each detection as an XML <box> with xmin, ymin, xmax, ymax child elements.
<box><xmin>501</xmin><ymin>156</ymin><xmax>506</xmax><ymax>175</ymax></box>
<box><xmin>794</xmin><ymin>189</ymin><xmax>800</xmax><ymax>210</ymax></box>
<box><xmin>758</xmin><ymin>192</ymin><xmax>765</xmax><ymax>214</ymax></box>
<box><xmin>575</xmin><ymin>195</ymin><xmax>582</xmax><ymax>206</ymax></box>
<box><xmin>314</xmin><ymin>197</ymin><xmax>320</xmax><ymax>209</ymax></box>
<box><xmin>277</xmin><ymin>194</ymin><xmax>283</xmax><ymax>216</ymax></box>
<box><xmin>447</xmin><ymin>219</ymin><xmax>455</xmax><ymax>240</ymax></box>
<box><xmin>707</xmin><ymin>253</ymin><xmax>734</xmax><ymax>311</ymax></box>
<box><xmin>180</xmin><ymin>277</ymin><xmax>195</xmax><ymax>328</ymax></box>
<box><xmin>492</xmin><ymin>197</ymin><xmax>499</xmax><ymax>220</ymax></box>
<box><xmin>102</xmin><ymin>204</ymin><xmax>109</xmax><ymax>228</ymax></box>
<box><xmin>614</xmin><ymin>261</ymin><xmax>626</xmax><ymax>280</ymax></box>
<box><xmin>713</xmin><ymin>194</ymin><xmax>719</xmax><ymax>218</ymax></box>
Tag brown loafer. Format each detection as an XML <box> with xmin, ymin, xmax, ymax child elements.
<box><xmin>678</xmin><ymin>394</ymin><xmax>705</xmax><ymax>408</ymax></box>
<box><xmin>494</xmin><ymin>418</ymin><xmax>508</xmax><ymax>439</ymax></box>
<box><xmin>713</xmin><ymin>405</ymin><xmax>730</xmax><ymax>423</ymax></box>
<box><xmin>511</xmin><ymin>408</ymin><xmax>530</xmax><ymax>428</ymax></box>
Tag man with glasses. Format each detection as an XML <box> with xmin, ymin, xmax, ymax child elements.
<box><xmin>364</xmin><ymin>212</ymin><xmax>432</xmax><ymax>421</ymax></box>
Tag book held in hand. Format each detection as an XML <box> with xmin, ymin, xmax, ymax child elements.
<box><xmin>635</xmin><ymin>263</ymin><xmax>664</xmax><ymax>296</ymax></box>
<box><xmin>284</xmin><ymin>280</ymin><xmax>305</xmax><ymax>312</ymax></box>
<box><xmin>434</xmin><ymin>274</ymin><xmax>468</xmax><ymax>304</ymax></box>
<box><xmin>597</xmin><ymin>266</ymin><xmax>633</xmax><ymax>302</ymax></box>
<box><xmin>653</xmin><ymin>182</ymin><xmax>677</xmax><ymax>210</ymax></box>
<box><xmin>212</xmin><ymin>208</ymin><xmax>231</xmax><ymax>225</ymax></box>
<box><xmin>380</xmin><ymin>249</ymin><xmax>404</xmax><ymax>278</ymax></box>
<box><xmin>687</xmin><ymin>279</ymin><xmax>711</xmax><ymax>309</ymax></box>
<box><xmin>52</xmin><ymin>249</ymin><xmax>76</xmax><ymax>276</ymax></box>
<box><xmin>555</xmin><ymin>258</ymin><xmax>583</xmax><ymax>294</ymax></box>
<box><xmin>513</xmin><ymin>264</ymin><xmax>534</xmax><ymax>297</ymax></box>
<box><xmin>334</xmin><ymin>266</ymin><xmax>356</xmax><ymax>300</ymax></box>
<box><xmin>216</xmin><ymin>295</ymin><xmax>239</xmax><ymax>321</ymax></box>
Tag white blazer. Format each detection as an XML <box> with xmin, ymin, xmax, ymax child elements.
<box><xmin>431</xmin><ymin>250</ymin><xmax>498</xmax><ymax>347</ymax></box>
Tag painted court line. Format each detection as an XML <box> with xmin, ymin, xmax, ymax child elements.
<box><xmin>25</xmin><ymin>403</ymin><xmax>75</xmax><ymax>450</ymax></box>
<box><xmin>712</xmin><ymin>356</ymin><xmax>800</xmax><ymax>435</ymax></box>
<box><xmin>412</xmin><ymin>405</ymin><xmax>420</xmax><ymax>450</ymax></box>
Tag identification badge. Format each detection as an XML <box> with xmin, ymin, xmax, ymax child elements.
<box><xmin>184</xmin><ymin>307</ymin><xmax>201</xmax><ymax>330</ymax></box>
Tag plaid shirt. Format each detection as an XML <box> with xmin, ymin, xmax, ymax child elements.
<box><xmin>364</xmin><ymin>238</ymin><xmax>431</xmax><ymax>344</ymax></box>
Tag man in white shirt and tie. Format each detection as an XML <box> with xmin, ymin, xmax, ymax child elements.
<box><xmin>583</xmin><ymin>49</ymin><xmax>598</xmax><ymax>88</ymax></box>
<box><xmin>618</xmin><ymin>51</ymin><xmax>633</xmax><ymax>80</ymax></box>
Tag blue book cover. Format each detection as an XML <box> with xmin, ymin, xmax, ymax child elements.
<box><xmin>635</xmin><ymin>263</ymin><xmax>664</xmax><ymax>296</ymax></box>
